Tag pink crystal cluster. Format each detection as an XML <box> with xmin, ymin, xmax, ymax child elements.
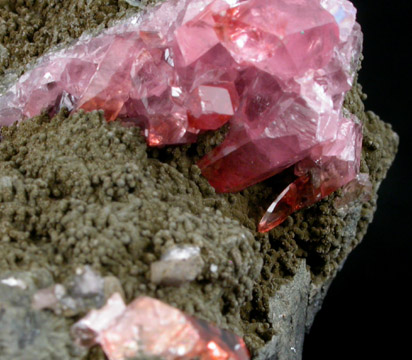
<box><xmin>0</xmin><ymin>0</ymin><xmax>367</xmax><ymax>232</ymax></box>
<box><xmin>72</xmin><ymin>293</ymin><xmax>250</xmax><ymax>360</ymax></box>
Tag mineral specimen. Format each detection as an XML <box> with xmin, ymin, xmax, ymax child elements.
<box><xmin>150</xmin><ymin>245</ymin><xmax>204</xmax><ymax>286</ymax></box>
<box><xmin>32</xmin><ymin>284</ymin><xmax>67</xmax><ymax>312</ymax></box>
<box><xmin>0</xmin><ymin>0</ymin><xmax>366</xmax><ymax>231</ymax></box>
<box><xmin>72</xmin><ymin>293</ymin><xmax>250</xmax><ymax>360</ymax></box>
<box><xmin>31</xmin><ymin>266</ymin><xmax>120</xmax><ymax>316</ymax></box>
<box><xmin>72</xmin><ymin>293</ymin><xmax>127</xmax><ymax>348</ymax></box>
<box><xmin>0</xmin><ymin>270</ymin><xmax>84</xmax><ymax>360</ymax></box>
<box><xmin>333</xmin><ymin>173</ymin><xmax>373</xmax><ymax>211</ymax></box>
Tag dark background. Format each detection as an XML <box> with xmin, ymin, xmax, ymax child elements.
<box><xmin>303</xmin><ymin>0</ymin><xmax>411</xmax><ymax>359</ymax></box>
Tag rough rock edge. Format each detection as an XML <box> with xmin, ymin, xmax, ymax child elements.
<box><xmin>255</xmin><ymin>78</ymin><xmax>399</xmax><ymax>359</ymax></box>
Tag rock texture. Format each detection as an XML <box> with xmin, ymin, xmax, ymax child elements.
<box><xmin>0</xmin><ymin>1</ymin><xmax>398</xmax><ymax>360</ymax></box>
<box><xmin>0</xmin><ymin>269</ymin><xmax>83</xmax><ymax>360</ymax></box>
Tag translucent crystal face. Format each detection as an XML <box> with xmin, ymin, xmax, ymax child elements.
<box><xmin>72</xmin><ymin>294</ymin><xmax>250</xmax><ymax>360</ymax></box>
<box><xmin>0</xmin><ymin>0</ymin><xmax>367</xmax><ymax>232</ymax></box>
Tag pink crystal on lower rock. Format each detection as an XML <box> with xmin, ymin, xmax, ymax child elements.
<box><xmin>72</xmin><ymin>293</ymin><xmax>249</xmax><ymax>360</ymax></box>
<box><xmin>0</xmin><ymin>0</ymin><xmax>366</xmax><ymax>232</ymax></box>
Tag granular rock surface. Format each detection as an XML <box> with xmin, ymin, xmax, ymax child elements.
<box><xmin>0</xmin><ymin>1</ymin><xmax>399</xmax><ymax>359</ymax></box>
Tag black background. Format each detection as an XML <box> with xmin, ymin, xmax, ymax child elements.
<box><xmin>303</xmin><ymin>1</ymin><xmax>411</xmax><ymax>359</ymax></box>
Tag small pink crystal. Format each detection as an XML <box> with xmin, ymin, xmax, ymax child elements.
<box><xmin>0</xmin><ymin>0</ymin><xmax>365</xmax><ymax>232</ymax></box>
<box><xmin>32</xmin><ymin>284</ymin><xmax>66</xmax><ymax>312</ymax></box>
<box><xmin>72</xmin><ymin>293</ymin><xmax>127</xmax><ymax>348</ymax></box>
<box><xmin>333</xmin><ymin>173</ymin><xmax>373</xmax><ymax>211</ymax></box>
<box><xmin>72</xmin><ymin>293</ymin><xmax>250</xmax><ymax>360</ymax></box>
<box><xmin>31</xmin><ymin>266</ymin><xmax>107</xmax><ymax>316</ymax></box>
<box><xmin>150</xmin><ymin>245</ymin><xmax>205</xmax><ymax>286</ymax></box>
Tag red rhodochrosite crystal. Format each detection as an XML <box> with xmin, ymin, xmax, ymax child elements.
<box><xmin>72</xmin><ymin>293</ymin><xmax>250</xmax><ymax>360</ymax></box>
<box><xmin>0</xmin><ymin>0</ymin><xmax>366</xmax><ymax>232</ymax></box>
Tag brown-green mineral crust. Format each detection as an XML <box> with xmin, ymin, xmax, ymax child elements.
<box><xmin>0</xmin><ymin>1</ymin><xmax>399</xmax><ymax>359</ymax></box>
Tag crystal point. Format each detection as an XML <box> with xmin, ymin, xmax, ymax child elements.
<box><xmin>0</xmin><ymin>0</ymin><xmax>366</xmax><ymax>231</ymax></box>
<box><xmin>259</xmin><ymin>114</ymin><xmax>363</xmax><ymax>232</ymax></box>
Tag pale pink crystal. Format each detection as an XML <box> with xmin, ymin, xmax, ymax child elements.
<box><xmin>333</xmin><ymin>173</ymin><xmax>373</xmax><ymax>211</ymax></box>
<box><xmin>31</xmin><ymin>266</ymin><xmax>107</xmax><ymax>316</ymax></box>
<box><xmin>32</xmin><ymin>284</ymin><xmax>66</xmax><ymax>312</ymax></box>
<box><xmin>72</xmin><ymin>293</ymin><xmax>127</xmax><ymax>348</ymax></box>
<box><xmin>72</xmin><ymin>293</ymin><xmax>250</xmax><ymax>360</ymax></box>
<box><xmin>0</xmin><ymin>0</ymin><xmax>365</xmax><ymax>231</ymax></box>
<box><xmin>150</xmin><ymin>245</ymin><xmax>205</xmax><ymax>286</ymax></box>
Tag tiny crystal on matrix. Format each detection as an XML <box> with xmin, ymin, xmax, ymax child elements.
<box><xmin>72</xmin><ymin>293</ymin><xmax>250</xmax><ymax>360</ymax></box>
<box><xmin>150</xmin><ymin>245</ymin><xmax>205</xmax><ymax>286</ymax></box>
<box><xmin>0</xmin><ymin>0</ymin><xmax>365</xmax><ymax>232</ymax></box>
<box><xmin>31</xmin><ymin>266</ymin><xmax>107</xmax><ymax>316</ymax></box>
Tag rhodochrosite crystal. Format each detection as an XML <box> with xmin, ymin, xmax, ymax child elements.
<box><xmin>0</xmin><ymin>0</ymin><xmax>367</xmax><ymax>232</ymax></box>
<box><xmin>72</xmin><ymin>293</ymin><xmax>250</xmax><ymax>360</ymax></box>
